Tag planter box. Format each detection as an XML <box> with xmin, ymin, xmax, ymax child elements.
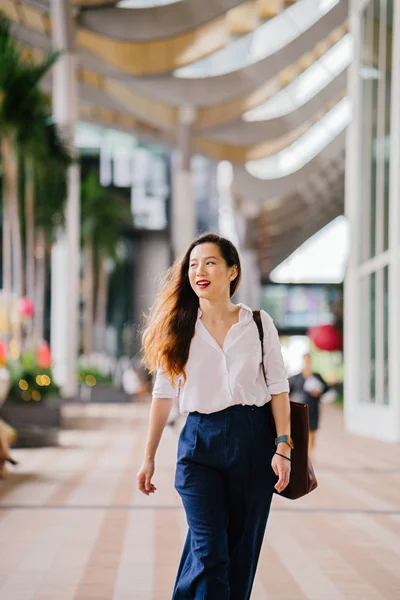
<box><xmin>78</xmin><ymin>384</ymin><xmax>130</xmax><ymax>404</ymax></box>
<box><xmin>0</xmin><ymin>397</ymin><xmax>62</xmax><ymax>448</ymax></box>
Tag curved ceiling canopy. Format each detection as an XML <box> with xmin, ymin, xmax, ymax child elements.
<box><xmin>5</xmin><ymin>0</ymin><xmax>347</xmax><ymax>107</ymax></box>
<box><xmin>201</xmin><ymin>76</ymin><xmax>347</xmax><ymax>146</ymax></box>
<box><xmin>114</xmin><ymin>0</ymin><xmax>348</xmax><ymax>105</ymax></box>
<box><xmin>233</xmin><ymin>127</ymin><xmax>347</xmax><ymax>202</ymax></box>
<box><xmin>243</xmin><ymin>33</ymin><xmax>352</xmax><ymax>122</ymax></box>
<box><xmin>3</xmin><ymin>0</ymin><xmax>351</xmax><ymax>271</ymax></box>
<box><xmin>246</xmin><ymin>96</ymin><xmax>350</xmax><ymax>180</ymax></box>
<box><xmin>199</xmin><ymin>33</ymin><xmax>351</xmax><ymax>144</ymax></box>
<box><xmin>80</xmin><ymin>0</ymin><xmax>245</xmax><ymax>41</ymax></box>
<box><xmin>117</xmin><ymin>1</ymin><xmax>183</xmax><ymax>7</ymax></box>
<box><xmin>174</xmin><ymin>0</ymin><xmax>341</xmax><ymax>78</ymax></box>
<box><xmin>5</xmin><ymin>0</ymin><xmax>350</xmax><ymax>171</ymax></box>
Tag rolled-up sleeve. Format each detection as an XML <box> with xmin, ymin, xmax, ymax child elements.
<box><xmin>152</xmin><ymin>367</ymin><xmax>179</xmax><ymax>399</ymax></box>
<box><xmin>260</xmin><ymin>310</ymin><xmax>289</xmax><ymax>395</ymax></box>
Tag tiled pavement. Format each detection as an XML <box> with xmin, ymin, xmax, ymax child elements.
<box><xmin>0</xmin><ymin>400</ymin><xmax>399</xmax><ymax>600</ymax></box>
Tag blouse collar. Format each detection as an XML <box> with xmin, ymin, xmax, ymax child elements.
<box><xmin>197</xmin><ymin>302</ymin><xmax>253</xmax><ymax>322</ymax></box>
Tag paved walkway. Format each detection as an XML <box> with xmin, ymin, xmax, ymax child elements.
<box><xmin>0</xmin><ymin>400</ymin><xmax>399</xmax><ymax>600</ymax></box>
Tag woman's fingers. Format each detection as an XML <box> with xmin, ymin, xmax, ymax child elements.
<box><xmin>137</xmin><ymin>464</ymin><xmax>157</xmax><ymax>496</ymax></box>
<box><xmin>275</xmin><ymin>465</ymin><xmax>290</xmax><ymax>493</ymax></box>
<box><xmin>272</xmin><ymin>455</ymin><xmax>291</xmax><ymax>493</ymax></box>
<box><xmin>145</xmin><ymin>475</ymin><xmax>156</xmax><ymax>493</ymax></box>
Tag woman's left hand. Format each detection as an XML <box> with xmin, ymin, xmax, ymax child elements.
<box><xmin>271</xmin><ymin>453</ymin><xmax>291</xmax><ymax>493</ymax></box>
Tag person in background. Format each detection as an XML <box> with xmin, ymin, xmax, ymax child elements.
<box><xmin>0</xmin><ymin>419</ymin><xmax>18</xmax><ymax>479</ymax></box>
<box><xmin>289</xmin><ymin>353</ymin><xmax>328</xmax><ymax>458</ymax></box>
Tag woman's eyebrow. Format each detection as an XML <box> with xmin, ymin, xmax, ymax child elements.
<box><xmin>190</xmin><ymin>256</ymin><xmax>218</xmax><ymax>262</ymax></box>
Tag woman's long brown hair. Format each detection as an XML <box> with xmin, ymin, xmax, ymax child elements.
<box><xmin>142</xmin><ymin>233</ymin><xmax>242</xmax><ymax>386</ymax></box>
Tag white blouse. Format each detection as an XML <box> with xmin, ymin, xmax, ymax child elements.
<box><xmin>152</xmin><ymin>303</ymin><xmax>289</xmax><ymax>415</ymax></box>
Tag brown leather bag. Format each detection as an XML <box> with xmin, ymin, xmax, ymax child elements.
<box><xmin>253</xmin><ymin>311</ymin><xmax>318</xmax><ymax>500</ymax></box>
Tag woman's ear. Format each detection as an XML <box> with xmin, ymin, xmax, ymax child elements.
<box><xmin>230</xmin><ymin>265</ymin><xmax>238</xmax><ymax>281</ymax></box>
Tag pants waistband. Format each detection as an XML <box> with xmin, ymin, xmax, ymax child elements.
<box><xmin>190</xmin><ymin>404</ymin><xmax>267</xmax><ymax>417</ymax></box>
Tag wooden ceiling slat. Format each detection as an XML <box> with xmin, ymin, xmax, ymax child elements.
<box><xmin>72</xmin><ymin>0</ymin><xmax>117</xmax><ymax>5</ymax></box>
<box><xmin>19</xmin><ymin>4</ymin><xmax>48</xmax><ymax>33</ymax></box>
<box><xmin>278</xmin><ymin>64</ymin><xmax>299</xmax><ymax>87</ymax></box>
<box><xmin>103</xmin><ymin>78</ymin><xmax>177</xmax><ymax>130</ymax></box>
<box><xmin>226</xmin><ymin>1</ymin><xmax>259</xmax><ymax>35</ymax></box>
<box><xmin>258</xmin><ymin>0</ymin><xmax>282</xmax><ymax>19</ymax></box>
<box><xmin>0</xmin><ymin>0</ymin><xmax>20</xmax><ymax>22</ymax></box>
<box><xmin>77</xmin><ymin>15</ymin><xmax>229</xmax><ymax>76</ymax></box>
<box><xmin>78</xmin><ymin>67</ymin><xmax>103</xmax><ymax>89</ymax></box>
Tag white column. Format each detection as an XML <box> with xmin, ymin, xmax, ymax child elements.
<box><xmin>171</xmin><ymin>106</ymin><xmax>196</xmax><ymax>260</ymax></box>
<box><xmin>50</xmin><ymin>0</ymin><xmax>80</xmax><ymax>397</ymax></box>
<box><xmin>343</xmin><ymin>1</ymin><xmax>363</xmax><ymax>436</ymax></box>
<box><xmin>388</xmin><ymin>0</ymin><xmax>400</xmax><ymax>441</ymax></box>
<box><xmin>233</xmin><ymin>198</ymin><xmax>261</xmax><ymax>307</ymax></box>
<box><xmin>345</xmin><ymin>0</ymin><xmax>400</xmax><ymax>442</ymax></box>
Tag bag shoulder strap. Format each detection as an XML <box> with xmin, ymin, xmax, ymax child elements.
<box><xmin>252</xmin><ymin>310</ymin><xmax>267</xmax><ymax>383</ymax></box>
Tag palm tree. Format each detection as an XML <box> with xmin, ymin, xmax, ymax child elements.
<box><xmin>0</xmin><ymin>16</ymin><xmax>58</xmax><ymax>342</ymax></box>
<box><xmin>81</xmin><ymin>172</ymin><xmax>133</xmax><ymax>355</ymax></box>
<box><xmin>32</xmin><ymin>120</ymin><xmax>71</xmax><ymax>343</ymax></box>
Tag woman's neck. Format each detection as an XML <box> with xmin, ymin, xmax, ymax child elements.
<box><xmin>199</xmin><ymin>300</ymin><xmax>239</xmax><ymax>322</ymax></box>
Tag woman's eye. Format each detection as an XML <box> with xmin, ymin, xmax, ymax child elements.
<box><xmin>206</xmin><ymin>261</ymin><xmax>215</xmax><ymax>265</ymax></box>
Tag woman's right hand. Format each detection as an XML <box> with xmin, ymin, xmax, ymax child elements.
<box><xmin>137</xmin><ymin>459</ymin><xmax>156</xmax><ymax>496</ymax></box>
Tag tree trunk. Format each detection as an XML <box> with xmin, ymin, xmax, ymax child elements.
<box><xmin>0</xmin><ymin>136</ymin><xmax>13</xmax><ymax>343</ymax></box>
<box><xmin>7</xmin><ymin>140</ymin><xmax>24</xmax><ymax>300</ymax></box>
<box><xmin>34</xmin><ymin>227</ymin><xmax>46</xmax><ymax>343</ymax></box>
<box><xmin>94</xmin><ymin>255</ymin><xmax>109</xmax><ymax>353</ymax></box>
<box><xmin>82</xmin><ymin>238</ymin><xmax>94</xmax><ymax>356</ymax></box>
<box><xmin>25</xmin><ymin>157</ymin><xmax>35</xmax><ymax>303</ymax></box>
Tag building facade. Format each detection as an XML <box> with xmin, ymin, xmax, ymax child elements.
<box><xmin>345</xmin><ymin>0</ymin><xmax>400</xmax><ymax>441</ymax></box>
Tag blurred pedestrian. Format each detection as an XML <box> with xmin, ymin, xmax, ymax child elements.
<box><xmin>289</xmin><ymin>353</ymin><xmax>328</xmax><ymax>457</ymax></box>
<box><xmin>137</xmin><ymin>233</ymin><xmax>291</xmax><ymax>600</ymax></box>
<box><xmin>0</xmin><ymin>419</ymin><xmax>18</xmax><ymax>479</ymax></box>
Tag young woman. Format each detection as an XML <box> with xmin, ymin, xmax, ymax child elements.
<box><xmin>137</xmin><ymin>233</ymin><xmax>292</xmax><ymax>600</ymax></box>
<box><xmin>289</xmin><ymin>353</ymin><xmax>328</xmax><ymax>458</ymax></box>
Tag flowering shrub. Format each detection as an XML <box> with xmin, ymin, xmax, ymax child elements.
<box><xmin>5</xmin><ymin>350</ymin><xmax>60</xmax><ymax>404</ymax></box>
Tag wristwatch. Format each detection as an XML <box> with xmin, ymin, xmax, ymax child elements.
<box><xmin>275</xmin><ymin>434</ymin><xmax>294</xmax><ymax>450</ymax></box>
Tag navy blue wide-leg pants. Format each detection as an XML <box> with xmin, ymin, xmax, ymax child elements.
<box><xmin>173</xmin><ymin>404</ymin><xmax>277</xmax><ymax>600</ymax></box>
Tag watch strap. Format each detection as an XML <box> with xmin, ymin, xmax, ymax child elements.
<box><xmin>275</xmin><ymin>434</ymin><xmax>294</xmax><ymax>449</ymax></box>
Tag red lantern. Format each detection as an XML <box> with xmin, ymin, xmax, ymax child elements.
<box><xmin>19</xmin><ymin>297</ymin><xmax>35</xmax><ymax>319</ymax></box>
<box><xmin>0</xmin><ymin>341</ymin><xmax>7</xmax><ymax>365</ymax></box>
<box><xmin>308</xmin><ymin>324</ymin><xmax>343</xmax><ymax>352</ymax></box>
<box><xmin>37</xmin><ymin>341</ymin><xmax>52</xmax><ymax>368</ymax></box>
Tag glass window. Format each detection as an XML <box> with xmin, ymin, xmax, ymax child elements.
<box><xmin>359</xmin><ymin>0</ymin><xmax>393</xmax><ymax>260</ymax></box>
<box><xmin>383</xmin><ymin>265</ymin><xmax>389</xmax><ymax>405</ymax></box>
<box><xmin>383</xmin><ymin>1</ymin><xmax>393</xmax><ymax>251</ymax></box>
<box><xmin>369</xmin><ymin>271</ymin><xmax>376</xmax><ymax>403</ymax></box>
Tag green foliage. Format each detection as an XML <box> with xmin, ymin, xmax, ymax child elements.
<box><xmin>81</xmin><ymin>171</ymin><xmax>133</xmax><ymax>261</ymax></box>
<box><xmin>78</xmin><ymin>365</ymin><xmax>113</xmax><ymax>386</ymax></box>
<box><xmin>33</xmin><ymin>119</ymin><xmax>73</xmax><ymax>241</ymax></box>
<box><xmin>0</xmin><ymin>16</ymin><xmax>71</xmax><ymax>244</ymax></box>
<box><xmin>0</xmin><ymin>17</ymin><xmax>59</xmax><ymax>137</ymax></box>
<box><xmin>6</xmin><ymin>350</ymin><xmax>60</xmax><ymax>404</ymax></box>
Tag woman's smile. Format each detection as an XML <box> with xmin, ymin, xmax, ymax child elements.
<box><xmin>196</xmin><ymin>279</ymin><xmax>211</xmax><ymax>289</ymax></box>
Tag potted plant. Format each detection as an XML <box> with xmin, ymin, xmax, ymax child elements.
<box><xmin>0</xmin><ymin>344</ymin><xmax>62</xmax><ymax>447</ymax></box>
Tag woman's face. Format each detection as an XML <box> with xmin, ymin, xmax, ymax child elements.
<box><xmin>188</xmin><ymin>243</ymin><xmax>237</xmax><ymax>301</ymax></box>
